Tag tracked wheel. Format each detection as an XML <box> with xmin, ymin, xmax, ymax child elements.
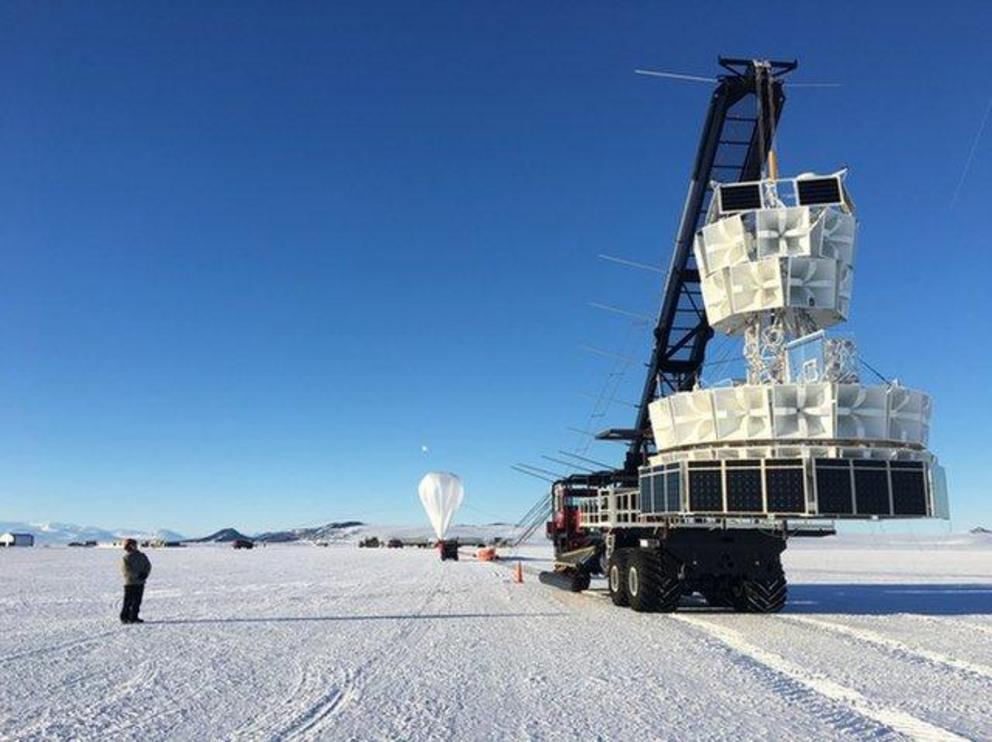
<box><xmin>626</xmin><ymin>550</ymin><xmax>681</xmax><ymax>613</ymax></box>
<box><xmin>731</xmin><ymin>572</ymin><xmax>787</xmax><ymax>613</ymax></box>
<box><xmin>607</xmin><ymin>550</ymin><xmax>630</xmax><ymax>606</ymax></box>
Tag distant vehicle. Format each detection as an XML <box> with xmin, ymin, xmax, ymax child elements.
<box><xmin>438</xmin><ymin>539</ymin><xmax>459</xmax><ymax>561</ymax></box>
<box><xmin>386</xmin><ymin>539</ymin><xmax>403</xmax><ymax>549</ymax></box>
<box><xmin>68</xmin><ymin>541</ymin><xmax>98</xmax><ymax>548</ymax></box>
<box><xmin>358</xmin><ymin>536</ymin><xmax>380</xmax><ymax>548</ymax></box>
<box><xmin>232</xmin><ymin>539</ymin><xmax>254</xmax><ymax>550</ymax></box>
<box><xmin>0</xmin><ymin>532</ymin><xmax>34</xmax><ymax>547</ymax></box>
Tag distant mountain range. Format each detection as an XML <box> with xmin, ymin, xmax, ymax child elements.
<box><xmin>0</xmin><ymin>520</ymin><xmax>516</xmax><ymax>546</ymax></box>
<box><xmin>0</xmin><ymin>521</ymin><xmax>186</xmax><ymax>545</ymax></box>
<box><xmin>186</xmin><ymin>527</ymin><xmax>253</xmax><ymax>543</ymax></box>
<box><xmin>184</xmin><ymin>522</ymin><xmax>368</xmax><ymax>543</ymax></box>
<box><xmin>0</xmin><ymin>520</ymin><xmax>370</xmax><ymax>545</ymax></box>
<box><xmin>255</xmin><ymin>521</ymin><xmax>366</xmax><ymax>543</ymax></box>
<box><xmin>6</xmin><ymin>519</ymin><xmax>988</xmax><ymax>546</ymax></box>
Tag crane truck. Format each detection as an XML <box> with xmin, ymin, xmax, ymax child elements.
<box><xmin>536</xmin><ymin>58</ymin><xmax>949</xmax><ymax>612</ymax></box>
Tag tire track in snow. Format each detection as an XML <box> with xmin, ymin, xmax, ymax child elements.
<box><xmin>259</xmin><ymin>564</ymin><xmax>446</xmax><ymax>740</ymax></box>
<box><xmin>780</xmin><ymin>615</ymin><xmax>992</xmax><ymax>681</ymax></box>
<box><xmin>2</xmin><ymin>629</ymin><xmax>120</xmax><ymax>663</ymax></box>
<box><xmin>227</xmin><ymin>569</ymin><xmax>392</xmax><ymax>741</ymax></box>
<box><xmin>303</xmin><ymin>572</ymin><xmax>446</xmax><ymax>739</ymax></box>
<box><xmin>907</xmin><ymin>614</ymin><xmax>992</xmax><ymax>639</ymax></box>
<box><xmin>272</xmin><ymin>662</ymin><xmax>365</xmax><ymax>740</ymax></box>
<box><xmin>15</xmin><ymin>654</ymin><xmax>166</xmax><ymax>740</ymax></box>
<box><xmin>277</xmin><ymin>685</ymin><xmax>346</xmax><ymax>739</ymax></box>
<box><xmin>532</xmin><ymin>577</ymin><xmax>903</xmax><ymax>739</ymax></box>
<box><xmin>674</xmin><ymin>615</ymin><xmax>968</xmax><ymax>742</ymax></box>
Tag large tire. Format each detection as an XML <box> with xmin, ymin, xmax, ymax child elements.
<box><xmin>738</xmin><ymin>573</ymin><xmax>787</xmax><ymax>613</ymax></box>
<box><xmin>607</xmin><ymin>550</ymin><xmax>630</xmax><ymax>606</ymax></box>
<box><xmin>626</xmin><ymin>550</ymin><xmax>681</xmax><ymax>613</ymax></box>
<box><xmin>728</xmin><ymin>569</ymin><xmax>787</xmax><ymax>613</ymax></box>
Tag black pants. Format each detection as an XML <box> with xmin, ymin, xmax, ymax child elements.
<box><xmin>121</xmin><ymin>584</ymin><xmax>145</xmax><ymax>622</ymax></box>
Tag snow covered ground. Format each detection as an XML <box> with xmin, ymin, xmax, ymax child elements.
<box><xmin>1</xmin><ymin>535</ymin><xmax>989</xmax><ymax>740</ymax></box>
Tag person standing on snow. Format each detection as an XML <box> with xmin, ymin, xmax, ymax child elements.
<box><xmin>119</xmin><ymin>538</ymin><xmax>151</xmax><ymax>624</ymax></box>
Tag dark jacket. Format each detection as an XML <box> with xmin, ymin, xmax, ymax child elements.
<box><xmin>121</xmin><ymin>550</ymin><xmax>152</xmax><ymax>586</ymax></box>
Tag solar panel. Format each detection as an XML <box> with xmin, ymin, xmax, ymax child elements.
<box><xmin>796</xmin><ymin>177</ymin><xmax>843</xmax><ymax>206</ymax></box>
<box><xmin>765</xmin><ymin>468</ymin><xmax>805</xmax><ymax>513</ymax></box>
<box><xmin>719</xmin><ymin>183</ymin><xmax>762</xmax><ymax>212</ymax></box>
<box><xmin>891</xmin><ymin>470</ymin><xmax>928</xmax><ymax>515</ymax></box>
<box><xmin>688</xmin><ymin>470</ymin><xmax>723</xmax><ymax>511</ymax></box>
<box><xmin>726</xmin><ymin>469</ymin><xmax>763</xmax><ymax>512</ymax></box>
<box><xmin>854</xmin><ymin>468</ymin><xmax>890</xmax><ymax>515</ymax></box>
<box><xmin>640</xmin><ymin>475</ymin><xmax>654</xmax><ymax>512</ymax></box>
<box><xmin>665</xmin><ymin>471</ymin><xmax>681</xmax><ymax>511</ymax></box>
<box><xmin>815</xmin><ymin>462</ymin><xmax>854</xmax><ymax>514</ymax></box>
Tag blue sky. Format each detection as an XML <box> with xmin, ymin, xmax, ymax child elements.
<box><xmin>1</xmin><ymin>2</ymin><xmax>990</xmax><ymax>535</ymax></box>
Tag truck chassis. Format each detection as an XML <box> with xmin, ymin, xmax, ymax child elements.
<box><xmin>540</xmin><ymin>480</ymin><xmax>832</xmax><ymax>612</ymax></box>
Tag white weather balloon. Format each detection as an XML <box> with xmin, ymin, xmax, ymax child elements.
<box><xmin>418</xmin><ymin>471</ymin><xmax>464</xmax><ymax>540</ymax></box>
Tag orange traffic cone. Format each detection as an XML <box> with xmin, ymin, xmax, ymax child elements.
<box><xmin>514</xmin><ymin>561</ymin><xmax>523</xmax><ymax>584</ymax></box>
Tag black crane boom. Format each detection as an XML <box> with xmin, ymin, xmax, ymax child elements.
<box><xmin>598</xmin><ymin>58</ymin><xmax>796</xmax><ymax>477</ymax></box>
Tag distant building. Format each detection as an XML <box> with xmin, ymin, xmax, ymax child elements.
<box><xmin>0</xmin><ymin>532</ymin><xmax>35</xmax><ymax>547</ymax></box>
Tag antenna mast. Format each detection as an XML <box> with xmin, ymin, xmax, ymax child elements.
<box><xmin>598</xmin><ymin>58</ymin><xmax>796</xmax><ymax>478</ymax></box>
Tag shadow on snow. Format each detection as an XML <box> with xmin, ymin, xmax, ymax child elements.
<box><xmin>783</xmin><ymin>583</ymin><xmax>992</xmax><ymax>616</ymax></box>
<box><xmin>670</xmin><ymin>583</ymin><xmax>992</xmax><ymax>616</ymax></box>
<box><xmin>145</xmin><ymin>611</ymin><xmax>567</xmax><ymax>626</ymax></box>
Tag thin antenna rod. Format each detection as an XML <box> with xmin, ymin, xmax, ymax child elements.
<box><xmin>541</xmin><ymin>454</ymin><xmax>594</xmax><ymax>473</ymax></box>
<box><xmin>860</xmin><ymin>357</ymin><xmax>892</xmax><ymax>385</ymax></box>
<box><xmin>515</xmin><ymin>463</ymin><xmax>567</xmax><ymax>479</ymax></box>
<box><xmin>510</xmin><ymin>465</ymin><xmax>555</xmax><ymax>483</ymax></box>
<box><xmin>636</xmin><ymin>66</ymin><xmax>838</xmax><ymax>89</ymax></box>
<box><xmin>598</xmin><ymin>254</ymin><xmax>664</xmax><ymax>274</ymax></box>
<box><xmin>579</xmin><ymin>391</ymin><xmax>639</xmax><ymax>409</ymax></box>
<box><xmin>558</xmin><ymin>450</ymin><xmax>613</xmax><ymax>468</ymax></box>
<box><xmin>950</xmin><ymin>93</ymin><xmax>992</xmax><ymax>208</ymax></box>
<box><xmin>635</xmin><ymin>69</ymin><xmax>718</xmax><ymax>84</ymax></box>
<box><xmin>588</xmin><ymin>302</ymin><xmax>652</xmax><ymax>323</ymax></box>
<box><xmin>580</xmin><ymin>345</ymin><xmax>641</xmax><ymax>365</ymax></box>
